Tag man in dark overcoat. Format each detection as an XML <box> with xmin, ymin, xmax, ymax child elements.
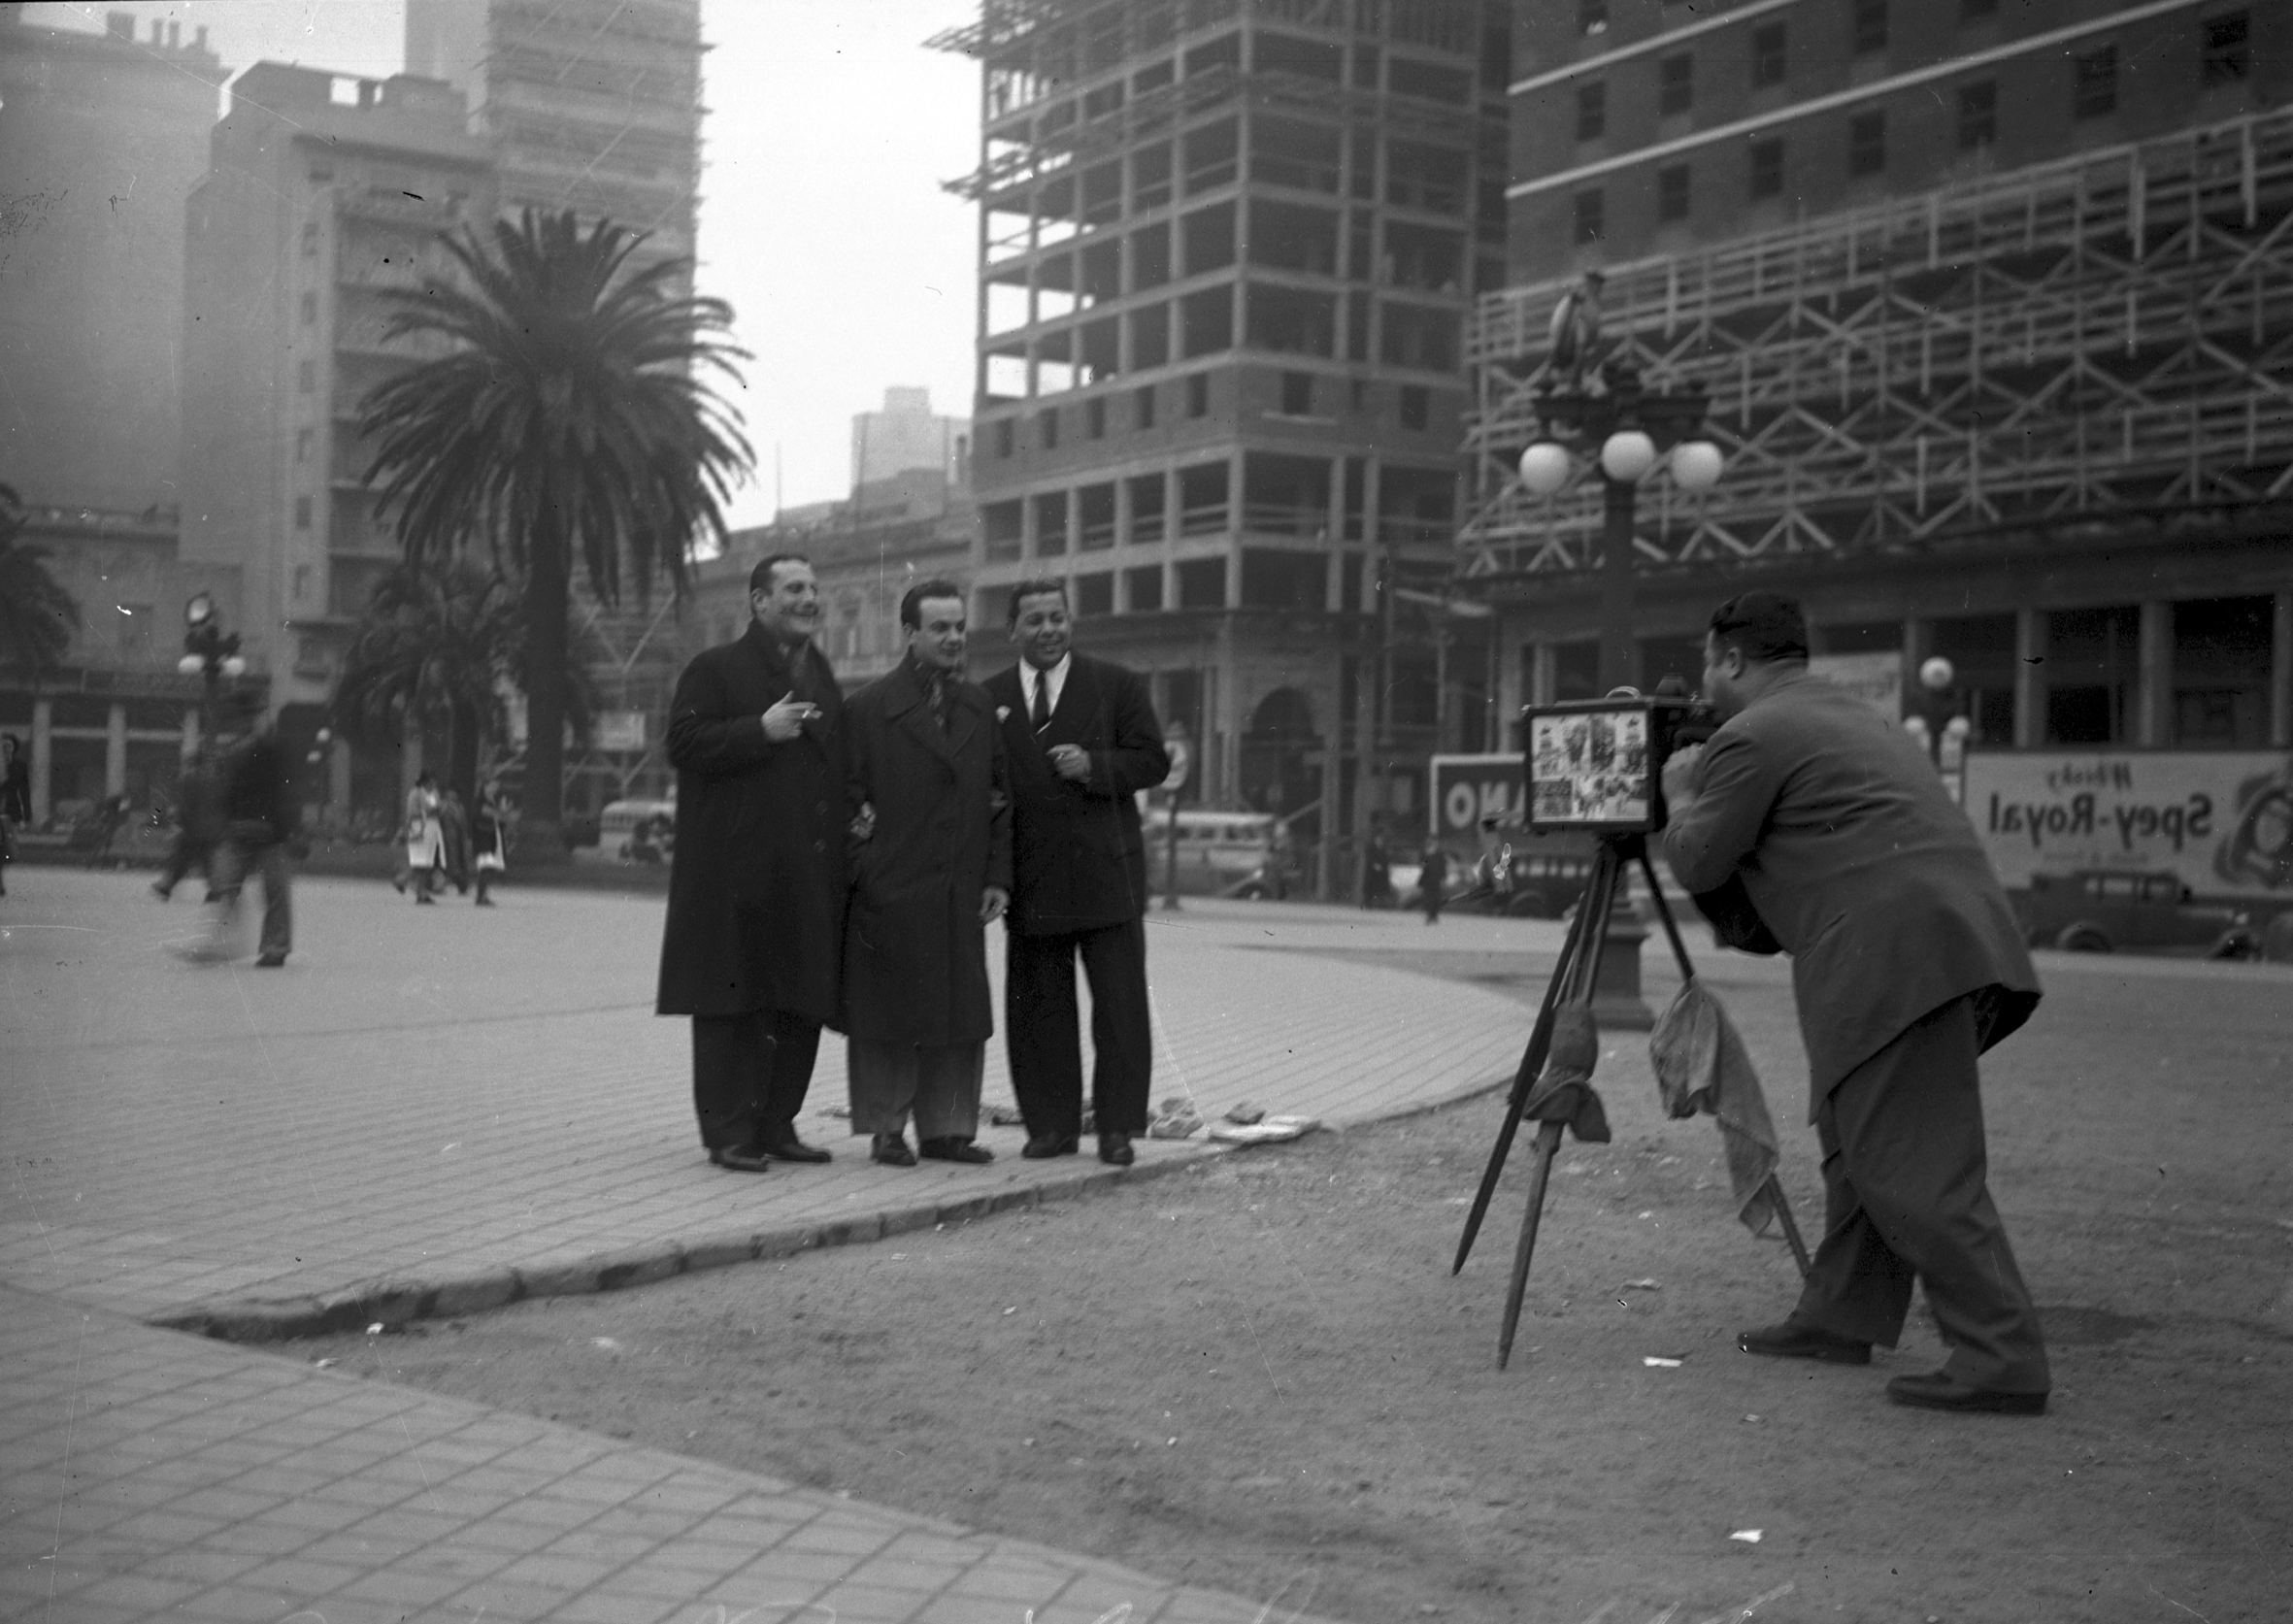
<box><xmin>983</xmin><ymin>579</ymin><xmax>1170</xmax><ymax>1166</ymax></box>
<box><xmin>657</xmin><ymin>554</ymin><xmax>846</xmax><ymax>1174</ymax></box>
<box><xmin>1660</xmin><ymin>590</ymin><xmax>2050</xmax><ymax>1414</ymax></box>
<box><xmin>842</xmin><ymin>580</ymin><xmax>1012</xmax><ymax>1167</ymax></box>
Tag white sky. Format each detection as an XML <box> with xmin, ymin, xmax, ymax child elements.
<box><xmin>24</xmin><ymin>0</ymin><xmax>981</xmax><ymax>530</ymax></box>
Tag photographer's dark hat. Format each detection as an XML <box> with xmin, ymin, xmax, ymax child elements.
<box><xmin>1709</xmin><ymin>590</ymin><xmax>1809</xmax><ymax>663</ymax></box>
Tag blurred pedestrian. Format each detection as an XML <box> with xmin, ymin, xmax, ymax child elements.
<box><xmin>1361</xmin><ymin>824</ymin><xmax>1391</xmax><ymax>909</ymax></box>
<box><xmin>1419</xmin><ymin>839</ymin><xmax>1448</xmax><ymax>925</ymax></box>
<box><xmin>657</xmin><ymin>554</ymin><xmax>847</xmax><ymax>1175</ymax></box>
<box><xmin>986</xmin><ymin>579</ymin><xmax>1169</xmax><ymax>1167</ymax></box>
<box><xmin>193</xmin><ymin>705</ymin><xmax>296</xmax><ymax>967</ymax></box>
<box><xmin>398</xmin><ymin>771</ymin><xmax>444</xmax><ymax>903</ymax></box>
<box><xmin>471</xmin><ymin>779</ymin><xmax>508</xmax><ymax>907</ymax></box>
<box><xmin>439</xmin><ymin>786</ymin><xmax>473</xmax><ymax>895</ymax></box>
<box><xmin>153</xmin><ymin>750</ymin><xmax>225</xmax><ymax>902</ymax></box>
<box><xmin>0</xmin><ymin>732</ymin><xmax>24</xmax><ymax>896</ymax></box>
<box><xmin>841</xmin><ymin>580</ymin><xmax>1011</xmax><ymax>1168</ymax></box>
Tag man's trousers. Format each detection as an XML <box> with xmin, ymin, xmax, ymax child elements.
<box><xmin>1794</xmin><ymin>992</ymin><xmax>2050</xmax><ymax>1393</ymax></box>
<box><xmin>690</xmin><ymin>1011</ymin><xmax>820</xmax><ymax>1153</ymax></box>
<box><xmin>1005</xmin><ymin>919</ymin><xmax>1150</xmax><ymax>1139</ymax></box>
<box><xmin>209</xmin><ymin>841</ymin><xmax>290</xmax><ymax>961</ymax></box>
<box><xmin>847</xmin><ymin>1039</ymin><xmax>984</xmax><ymax>1142</ymax></box>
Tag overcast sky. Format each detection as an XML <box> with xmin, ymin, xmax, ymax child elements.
<box><xmin>25</xmin><ymin>0</ymin><xmax>980</xmax><ymax>531</ymax></box>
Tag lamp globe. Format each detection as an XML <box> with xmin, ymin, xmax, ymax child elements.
<box><xmin>1671</xmin><ymin>440</ymin><xmax>1724</xmax><ymax>492</ymax></box>
<box><xmin>1599</xmin><ymin>429</ymin><xmax>1658</xmax><ymax>483</ymax></box>
<box><xmin>1516</xmin><ymin>442</ymin><xmax>1573</xmax><ymax>496</ymax></box>
<box><xmin>1919</xmin><ymin>655</ymin><xmax>1955</xmax><ymax>692</ymax></box>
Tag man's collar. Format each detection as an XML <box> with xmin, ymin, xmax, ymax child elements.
<box><xmin>1024</xmin><ymin>652</ymin><xmax>1072</xmax><ymax>687</ymax></box>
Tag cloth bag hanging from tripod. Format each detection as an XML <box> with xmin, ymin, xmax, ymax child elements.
<box><xmin>1647</xmin><ymin>979</ymin><xmax>1782</xmax><ymax>1236</ymax></box>
<box><xmin>1520</xmin><ymin>1004</ymin><xmax>1612</xmax><ymax>1144</ymax></box>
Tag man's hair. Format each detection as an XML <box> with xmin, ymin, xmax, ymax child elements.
<box><xmin>748</xmin><ymin>553</ymin><xmax>810</xmax><ymax>596</ymax></box>
<box><xmin>1709</xmin><ymin>590</ymin><xmax>1810</xmax><ymax>664</ymax></box>
<box><xmin>1005</xmin><ymin>577</ymin><xmax>1069</xmax><ymax>625</ymax></box>
<box><xmin>899</xmin><ymin>578</ymin><xmax>967</xmax><ymax>630</ymax></box>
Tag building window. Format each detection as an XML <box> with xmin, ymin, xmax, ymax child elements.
<box><xmin>1038</xmin><ymin>407</ymin><xmax>1059</xmax><ymax>449</ymax></box>
<box><xmin>1849</xmin><ymin>112</ymin><xmax>1886</xmax><ymax>177</ymax></box>
<box><xmin>2073</xmin><ymin>46</ymin><xmax>2116</xmax><ymax>119</ymax></box>
<box><xmin>300</xmin><ymin>221</ymin><xmax>318</xmax><ymax>257</ymax></box>
<box><xmin>1751</xmin><ymin>23</ymin><xmax>1786</xmax><ymax>88</ymax></box>
<box><xmin>1126</xmin><ymin>565</ymin><xmax>1164</xmax><ymax>613</ymax></box>
<box><xmin>1280</xmin><ymin>371</ymin><xmax>1313</xmax><ymax>415</ymax></box>
<box><xmin>299</xmin><ymin>291</ymin><xmax>316</xmax><ymax>326</ymax></box>
<box><xmin>1747</xmin><ymin>139</ymin><xmax>1784</xmax><ymax>200</ymax></box>
<box><xmin>2202</xmin><ymin>12</ymin><xmax>2251</xmax><ymax>88</ymax></box>
<box><xmin>1136</xmin><ymin>383</ymin><xmax>1157</xmax><ymax>429</ymax></box>
<box><xmin>1398</xmin><ymin>384</ymin><xmax>1429</xmax><ymax>431</ymax></box>
<box><xmin>1574</xmin><ymin>189</ymin><xmax>1605</xmax><ymax>244</ymax></box>
<box><xmin>293</xmin><ymin>496</ymin><xmax>313</xmax><ymax>530</ymax></box>
<box><xmin>994</xmin><ymin>417</ymin><xmax>1015</xmax><ymax>458</ymax></box>
<box><xmin>1576</xmin><ymin>82</ymin><xmax>1606</xmax><ymax>143</ymax></box>
<box><xmin>1957</xmin><ymin>81</ymin><xmax>1997</xmax><ymax>149</ymax></box>
<box><xmin>298</xmin><ymin>360</ymin><xmax>316</xmax><ymax>394</ymax></box>
<box><xmin>1085</xmin><ymin>396</ymin><xmax>1107</xmax><ymax>439</ymax></box>
<box><xmin>1658</xmin><ymin>53</ymin><xmax>1693</xmax><ymax>117</ymax></box>
<box><xmin>295</xmin><ymin>428</ymin><xmax>314</xmax><ymax>463</ymax></box>
<box><xmin>1657</xmin><ymin>163</ymin><xmax>1691</xmax><ymax>221</ymax></box>
<box><xmin>1075</xmin><ymin>573</ymin><xmax>1114</xmax><ymax>617</ymax></box>
<box><xmin>1852</xmin><ymin>0</ymin><xmax>1888</xmax><ymax>55</ymax></box>
<box><xmin>1186</xmin><ymin>372</ymin><xmax>1210</xmax><ymax>417</ymax></box>
<box><xmin>1177</xmin><ymin>557</ymin><xmax>1227</xmax><ymax>609</ymax></box>
<box><xmin>1578</xmin><ymin>0</ymin><xmax>1607</xmax><ymax>38</ymax></box>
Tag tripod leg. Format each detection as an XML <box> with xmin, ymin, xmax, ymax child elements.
<box><xmin>1636</xmin><ymin>850</ymin><xmax>1698</xmax><ymax>982</ymax></box>
<box><xmin>1497</xmin><ymin>1120</ymin><xmax>1565</xmax><ymax>1370</ymax></box>
<box><xmin>1451</xmin><ymin>881</ymin><xmax>1593</xmax><ymax>1275</ymax></box>
<box><xmin>1762</xmin><ymin>1174</ymin><xmax>1812</xmax><ymax>1277</ymax></box>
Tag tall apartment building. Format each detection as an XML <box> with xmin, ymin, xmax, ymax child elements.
<box><xmin>852</xmin><ymin>387</ymin><xmax>972</xmax><ymax>516</ymax></box>
<box><xmin>0</xmin><ymin>10</ymin><xmax>225</xmax><ymax>511</ymax></box>
<box><xmin>940</xmin><ymin>0</ymin><xmax>1511</xmax><ymax>862</ymax></box>
<box><xmin>179</xmin><ymin>64</ymin><xmax>495</xmax><ymax>813</ymax></box>
<box><xmin>1465</xmin><ymin>0</ymin><xmax>2293</xmax><ymax>754</ymax></box>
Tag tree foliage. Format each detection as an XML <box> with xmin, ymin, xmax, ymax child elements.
<box><xmin>0</xmin><ymin>482</ymin><xmax>83</xmax><ymax>671</ymax></box>
<box><xmin>357</xmin><ymin>210</ymin><xmax>748</xmax><ymax>841</ymax></box>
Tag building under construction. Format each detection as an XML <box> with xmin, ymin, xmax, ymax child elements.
<box><xmin>939</xmin><ymin>0</ymin><xmax>1512</xmax><ymax>880</ymax></box>
<box><xmin>1466</xmin><ymin>0</ymin><xmax>2292</xmax><ymax>753</ymax></box>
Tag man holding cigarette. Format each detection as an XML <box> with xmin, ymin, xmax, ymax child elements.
<box><xmin>658</xmin><ymin>554</ymin><xmax>847</xmax><ymax>1174</ymax></box>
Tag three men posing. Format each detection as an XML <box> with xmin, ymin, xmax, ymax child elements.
<box><xmin>657</xmin><ymin>563</ymin><xmax>1166</xmax><ymax>1174</ymax></box>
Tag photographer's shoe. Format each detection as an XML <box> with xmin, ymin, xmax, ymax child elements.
<box><xmin>1738</xmin><ymin>1316</ymin><xmax>1872</xmax><ymax>1366</ymax></box>
<box><xmin>1885</xmin><ymin>1371</ymin><xmax>2046</xmax><ymax>1415</ymax></box>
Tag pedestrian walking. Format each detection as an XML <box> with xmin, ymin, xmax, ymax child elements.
<box><xmin>398</xmin><ymin>772</ymin><xmax>444</xmax><ymax>903</ymax></box>
<box><xmin>471</xmin><ymin>779</ymin><xmax>509</xmax><ymax>906</ymax></box>
<box><xmin>656</xmin><ymin>554</ymin><xmax>847</xmax><ymax>1175</ymax></box>
<box><xmin>841</xmin><ymin>580</ymin><xmax>1012</xmax><ymax>1168</ymax></box>
<box><xmin>192</xmin><ymin>702</ymin><xmax>296</xmax><ymax>967</ymax></box>
<box><xmin>1419</xmin><ymin>839</ymin><xmax>1448</xmax><ymax>925</ymax></box>
<box><xmin>0</xmin><ymin>732</ymin><xmax>25</xmax><ymax>897</ymax></box>
<box><xmin>1361</xmin><ymin>824</ymin><xmax>1391</xmax><ymax>909</ymax></box>
<box><xmin>983</xmin><ymin>579</ymin><xmax>1170</xmax><ymax>1167</ymax></box>
<box><xmin>439</xmin><ymin>786</ymin><xmax>473</xmax><ymax>895</ymax></box>
<box><xmin>1660</xmin><ymin>589</ymin><xmax>2049</xmax><ymax>1415</ymax></box>
<box><xmin>152</xmin><ymin>750</ymin><xmax>226</xmax><ymax>903</ymax></box>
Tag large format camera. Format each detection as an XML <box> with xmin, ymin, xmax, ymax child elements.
<box><xmin>1521</xmin><ymin>687</ymin><xmax>1720</xmax><ymax>837</ymax></box>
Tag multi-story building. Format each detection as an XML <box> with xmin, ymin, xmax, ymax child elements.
<box><xmin>938</xmin><ymin>0</ymin><xmax>1512</xmax><ymax>880</ymax></box>
<box><xmin>179</xmin><ymin>64</ymin><xmax>496</xmax><ymax>816</ymax></box>
<box><xmin>0</xmin><ymin>10</ymin><xmax>226</xmax><ymax>511</ymax></box>
<box><xmin>852</xmin><ymin>387</ymin><xmax>972</xmax><ymax>512</ymax></box>
<box><xmin>1465</xmin><ymin>0</ymin><xmax>2292</xmax><ymax>755</ymax></box>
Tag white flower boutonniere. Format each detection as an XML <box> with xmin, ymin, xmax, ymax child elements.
<box><xmin>996</xmin><ymin>705</ymin><xmax>1012</xmax><ymax>722</ymax></box>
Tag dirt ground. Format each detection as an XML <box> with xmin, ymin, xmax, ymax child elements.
<box><xmin>287</xmin><ymin>947</ymin><xmax>2292</xmax><ymax>1624</ymax></box>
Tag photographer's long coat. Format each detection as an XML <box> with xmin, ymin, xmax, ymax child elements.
<box><xmin>840</xmin><ymin>659</ymin><xmax>1012</xmax><ymax>1045</ymax></box>
<box><xmin>1659</xmin><ymin>669</ymin><xmax>2039</xmax><ymax>1118</ymax></box>
<box><xmin>655</xmin><ymin>623</ymin><xmax>847</xmax><ymax>1024</ymax></box>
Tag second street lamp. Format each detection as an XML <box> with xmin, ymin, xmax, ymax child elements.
<box><xmin>178</xmin><ymin>591</ymin><xmax>247</xmax><ymax>744</ymax></box>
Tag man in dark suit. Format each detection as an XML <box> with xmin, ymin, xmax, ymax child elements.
<box><xmin>657</xmin><ymin>554</ymin><xmax>846</xmax><ymax>1174</ymax></box>
<box><xmin>842</xmin><ymin>580</ymin><xmax>1012</xmax><ymax>1167</ymax></box>
<box><xmin>985</xmin><ymin>579</ymin><xmax>1171</xmax><ymax>1166</ymax></box>
<box><xmin>1660</xmin><ymin>590</ymin><xmax>2050</xmax><ymax>1414</ymax></box>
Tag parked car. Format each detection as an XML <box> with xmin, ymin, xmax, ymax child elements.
<box><xmin>1143</xmin><ymin>809</ymin><xmax>1280</xmax><ymax>897</ymax></box>
<box><xmin>2017</xmin><ymin>868</ymin><xmax>2257</xmax><ymax>958</ymax></box>
<box><xmin>598</xmin><ymin>798</ymin><xmax>678</xmax><ymax>864</ymax></box>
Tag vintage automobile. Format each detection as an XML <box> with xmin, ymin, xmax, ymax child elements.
<box><xmin>2017</xmin><ymin>868</ymin><xmax>2257</xmax><ymax>958</ymax></box>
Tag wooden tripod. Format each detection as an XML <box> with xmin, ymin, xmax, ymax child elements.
<box><xmin>1450</xmin><ymin>833</ymin><xmax>1813</xmax><ymax>1369</ymax></box>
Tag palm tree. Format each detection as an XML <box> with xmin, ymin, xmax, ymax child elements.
<box><xmin>0</xmin><ymin>481</ymin><xmax>83</xmax><ymax>670</ymax></box>
<box><xmin>358</xmin><ymin>209</ymin><xmax>748</xmax><ymax>852</ymax></box>
<box><xmin>331</xmin><ymin>559</ymin><xmax>597</xmax><ymax>803</ymax></box>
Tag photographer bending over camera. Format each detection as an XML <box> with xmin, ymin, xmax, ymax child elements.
<box><xmin>1660</xmin><ymin>591</ymin><xmax>2051</xmax><ymax>1416</ymax></box>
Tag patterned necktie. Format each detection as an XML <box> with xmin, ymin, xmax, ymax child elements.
<box><xmin>1030</xmin><ymin>670</ymin><xmax>1052</xmax><ymax>734</ymax></box>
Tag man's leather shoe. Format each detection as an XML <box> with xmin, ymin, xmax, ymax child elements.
<box><xmin>1021</xmin><ymin>1133</ymin><xmax>1079</xmax><ymax>1159</ymax></box>
<box><xmin>1885</xmin><ymin>1371</ymin><xmax>2047</xmax><ymax>1415</ymax></box>
<box><xmin>708</xmin><ymin>1146</ymin><xmax>771</xmax><ymax>1174</ymax></box>
<box><xmin>871</xmin><ymin>1133</ymin><xmax>916</xmax><ymax>1167</ymax></box>
<box><xmin>254</xmin><ymin>953</ymin><xmax>286</xmax><ymax>968</ymax></box>
<box><xmin>1737</xmin><ymin>1317</ymin><xmax>1872</xmax><ymax>1365</ymax></box>
<box><xmin>919</xmin><ymin>1137</ymin><xmax>994</xmax><ymax>1164</ymax></box>
<box><xmin>761</xmin><ymin>1136</ymin><xmax>831</xmax><ymax>1164</ymax></box>
<box><xmin>1097</xmin><ymin>1131</ymin><xmax>1135</xmax><ymax>1167</ymax></box>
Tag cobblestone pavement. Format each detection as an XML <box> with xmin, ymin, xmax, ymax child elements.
<box><xmin>1</xmin><ymin>868</ymin><xmax>1576</xmax><ymax>1624</ymax></box>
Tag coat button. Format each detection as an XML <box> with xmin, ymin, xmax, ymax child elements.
<box><xmin>814</xmin><ymin>840</ymin><xmax>825</xmax><ymax>852</ymax></box>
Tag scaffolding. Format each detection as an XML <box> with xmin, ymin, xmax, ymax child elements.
<box><xmin>1460</xmin><ymin>107</ymin><xmax>2293</xmax><ymax>580</ymax></box>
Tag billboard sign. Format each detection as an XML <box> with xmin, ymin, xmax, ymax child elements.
<box><xmin>1964</xmin><ymin>748</ymin><xmax>2293</xmax><ymax>899</ymax></box>
<box><xmin>1808</xmin><ymin>651</ymin><xmax>1904</xmax><ymax>722</ymax></box>
<box><xmin>1428</xmin><ymin>753</ymin><xmax>1525</xmax><ymax>841</ymax></box>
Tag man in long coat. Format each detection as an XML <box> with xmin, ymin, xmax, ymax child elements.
<box><xmin>842</xmin><ymin>580</ymin><xmax>1012</xmax><ymax>1166</ymax></box>
<box><xmin>1660</xmin><ymin>590</ymin><xmax>2049</xmax><ymax>1414</ymax></box>
<box><xmin>984</xmin><ymin>579</ymin><xmax>1170</xmax><ymax>1167</ymax></box>
<box><xmin>657</xmin><ymin>554</ymin><xmax>846</xmax><ymax>1174</ymax></box>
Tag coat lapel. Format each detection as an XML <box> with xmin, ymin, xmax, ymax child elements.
<box><xmin>885</xmin><ymin>660</ymin><xmax>956</xmax><ymax>768</ymax></box>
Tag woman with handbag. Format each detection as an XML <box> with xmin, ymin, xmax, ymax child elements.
<box><xmin>398</xmin><ymin>772</ymin><xmax>445</xmax><ymax>903</ymax></box>
<box><xmin>471</xmin><ymin>779</ymin><xmax>509</xmax><ymax>906</ymax></box>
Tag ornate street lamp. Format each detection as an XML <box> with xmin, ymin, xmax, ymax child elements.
<box><xmin>178</xmin><ymin>591</ymin><xmax>247</xmax><ymax>742</ymax></box>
